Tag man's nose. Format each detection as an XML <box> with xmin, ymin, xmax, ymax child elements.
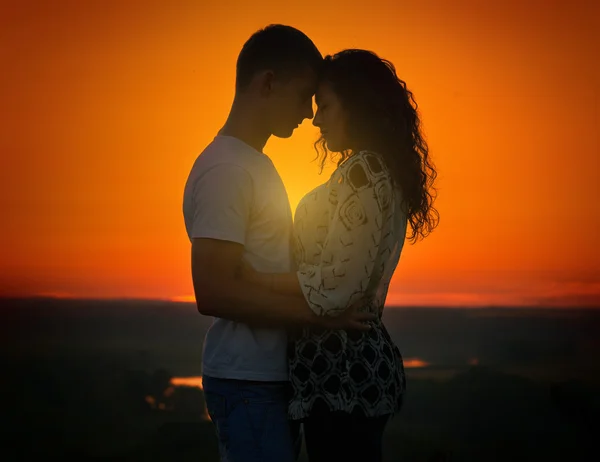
<box><xmin>312</xmin><ymin>109</ymin><xmax>321</xmax><ymax>127</ymax></box>
<box><xmin>304</xmin><ymin>101</ymin><xmax>314</xmax><ymax>121</ymax></box>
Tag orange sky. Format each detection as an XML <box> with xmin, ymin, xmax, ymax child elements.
<box><xmin>1</xmin><ymin>0</ymin><xmax>599</xmax><ymax>307</ymax></box>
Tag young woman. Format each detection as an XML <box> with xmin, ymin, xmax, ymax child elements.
<box><xmin>243</xmin><ymin>49</ymin><xmax>439</xmax><ymax>462</ymax></box>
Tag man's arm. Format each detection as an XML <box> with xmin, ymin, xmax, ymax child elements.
<box><xmin>192</xmin><ymin>237</ymin><xmax>321</xmax><ymax>327</ymax></box>
<box><xmin>188</xmin><ymin>163</ymin><xmax>374</xmax><ymax>329</ymax></box>
<box><xmin>187</xmin><ymin>163</ymin><xmax>309</xmax><ymax>327</ymax></box>
<box><xmin>240</xmin><ymin>262</ymin><xmax>303</xmax><ymax>297</ymax></box>
<box><xmin>192</xmin><ymin>238</ymin><xmax>375</xmax><ymax>330</ymax></box>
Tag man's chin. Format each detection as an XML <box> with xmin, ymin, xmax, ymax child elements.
<box><xmin>272</xmin><ymin>126</ymin><xmax>296</xmax><ymax>139</ymax></box>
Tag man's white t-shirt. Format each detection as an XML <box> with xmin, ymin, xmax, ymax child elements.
<box><xmin>183</xmin><ymin>135</ymin><xmax>293</xmax><ymax>381</ymax></box>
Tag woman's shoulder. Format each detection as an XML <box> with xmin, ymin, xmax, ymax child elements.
<box><xmin>337</xmin><ymin>150</ymin><xmax>391</xmax><ymax>190</ymax></box>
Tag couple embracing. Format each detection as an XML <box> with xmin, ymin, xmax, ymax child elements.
<box><xmin>183</xmin><ymin>24</ymin><xmax>438</xmax><ymax>462</ymax></box>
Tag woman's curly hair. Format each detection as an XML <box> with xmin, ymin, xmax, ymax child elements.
<box><xmin>315</xmin><ymin>49</ymin><xmax>439</xmax><ymax>243</ymax></box>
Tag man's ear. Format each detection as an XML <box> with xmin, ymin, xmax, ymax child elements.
<box><xmin>255</xmin><ymin>70</ymin><xmax>275</xmax><ymax>97</ymax></box>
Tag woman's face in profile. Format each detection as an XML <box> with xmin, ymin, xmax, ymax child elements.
<box><xmin>312</xmin><ymin>81</ymin><xmax>349</xmax><ymax>153</ymax></box>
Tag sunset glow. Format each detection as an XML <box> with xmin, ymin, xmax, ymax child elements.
<box><xmin>171</xmin><ymin>376</ymin><xmax>204</xmax><ymax>389</ymax></box>
<box><xmin>403</xmin><ymin>358</ymin><xmax>431</xmax><ymax>369</ymax></box>
<box><xmin>1</xmin><ymin>0</ymin><xmax>599</xmax><ymax>307</ymax></box>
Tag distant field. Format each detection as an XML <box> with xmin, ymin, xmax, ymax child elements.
<box><xmin>1</xmin><ymin>298</ymin><xmax>598</xmax><ymax>461</ymax></box>
<box><xmin>2</xmin><ymin>297</ymin><xmax>599</xmax><ymax>382</ymax></box>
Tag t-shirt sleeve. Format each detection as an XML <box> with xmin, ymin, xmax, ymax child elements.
<box><xmin>296</xmin><ymin>160</ymin><xmax>392</xmax><ymax>317</ymax></box>
<box><xmin>189</xmin><ymin>163</ymin><xmax>253</xmax><ymax>245</ymax></box>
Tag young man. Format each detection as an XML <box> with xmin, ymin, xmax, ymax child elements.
<box><xmin>183</xmin><ymin>25</ymin><xmax>373</xmax><ymax>462</ymax></box>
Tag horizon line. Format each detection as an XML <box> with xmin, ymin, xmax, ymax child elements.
<box><xmin>0</xmin><ymin>294</ymin><xmax>598</xmax><ymax>310</ymax></box>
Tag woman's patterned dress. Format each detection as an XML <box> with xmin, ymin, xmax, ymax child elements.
<box><xmin>289</xmin><ymin>150</ymin><xmax>408</xmax><ymax>419</ymax></box>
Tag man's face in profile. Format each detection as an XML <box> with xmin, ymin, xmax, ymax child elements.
<box><xmin>267</xmin><ymin>67</ymin><xmax>318</xmax><ymax>139</ymax></box>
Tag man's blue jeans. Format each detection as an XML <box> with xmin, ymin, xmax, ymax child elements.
<box><xmin>203</xmin><ymin>375</ymin><xmax>300</xmax><ymax>462</ymax></box>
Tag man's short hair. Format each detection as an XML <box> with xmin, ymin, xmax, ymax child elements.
<box><xmin>236</xmin><ymin>24</ymin><xmax>323</xmax><ymax>91</ymax></box>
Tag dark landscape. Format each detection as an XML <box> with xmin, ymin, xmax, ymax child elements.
<box><xmin>2</xmin><ymin>297</ymin><xmax>599</xmax><ymax>461</ymax></box>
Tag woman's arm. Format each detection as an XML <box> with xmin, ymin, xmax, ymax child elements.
<box><xmin>294</xmin><ymin>156</ymin><xmax>390</xmax><ymax>317</ymax></box>
<box><xmin>243</xmin><ymin>154</ymin><xmax>391</xmax><ymax>318</ymax></box>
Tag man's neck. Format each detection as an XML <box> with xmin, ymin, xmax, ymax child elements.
<box><xmin>219</xmin><ymin>99</ymin><xmax>271</xmax><ymax>153</ymax></box>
